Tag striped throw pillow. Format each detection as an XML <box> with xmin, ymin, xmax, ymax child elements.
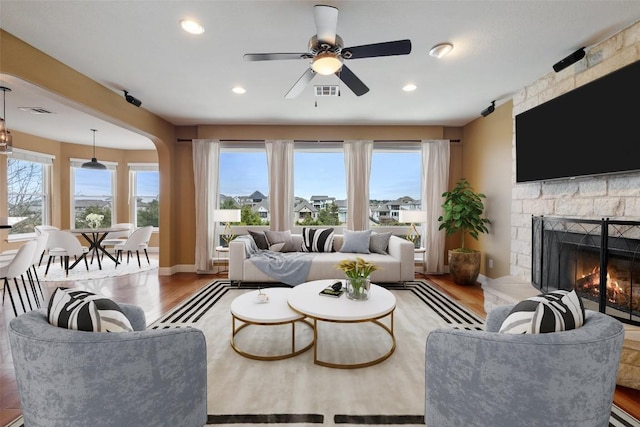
<box><xmin>498</xmin><ymin>289</ymin><xmax>585</xmax><ymax>334</ymax></box>
<box><xmin>301</xmin><ymin>227</ymin><xmax>334</xmax><ymax>252</ymax></box>
<box><xmin>48</xmin><ymin>287</ymin><xmax>133</xmax><ymax>333</ymax></box>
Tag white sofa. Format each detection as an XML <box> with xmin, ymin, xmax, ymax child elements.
<box><xmin>229</xmin><ymin>233</ymin><xmax>415</xmax><ymax>285</ymax></box>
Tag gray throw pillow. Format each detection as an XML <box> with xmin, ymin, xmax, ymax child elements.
<box><xmin>264</xmin><ymin>230</ymin><xmax>297</xmax><ymax>252</ymax></box>
<box><xmin>339</xmin><ymin>230</ymin><xmax>372</xmax><ymax>254</ymax></box>
<box><xmin>369</xmin><ymin>231</ymin><xmax>392</xmax><ymax>254</ymax></box>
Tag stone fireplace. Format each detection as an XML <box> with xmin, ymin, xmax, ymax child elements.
<box><xmin>532</xmin><ymin>215</ymin><xmax>640</xmax><ymax>326</ymax></box>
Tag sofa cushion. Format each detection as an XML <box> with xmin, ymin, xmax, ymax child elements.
<box><xmin>47</xmin><ymin>287</ymin><xmax>133</xmax><ymax>333</ymax></box>
<box><xmin>264</xmin><ymin>230</ymin><xmax>297</xmax><ymax>252</ymax></box>
<box><xmin>339</xmin><ymin>230</ymin><xmax>372</xmax><ymax>254</ymax></box>
<box><xmin>369</xmin><ymin>231</ymin><xmax>392</xmax><ymax>254</ymax></box>
<box><xmin>301</xmin><ymin>227</ymin><xmax>334</xmax><ymax>252</ymax></box>
<box><xmin>499</xmin><ymin>289</ymin><xmax>585</xmax><ymax>334</ymax></box>
<box><xmin>248</xmin><ymin>230</ymin><xmax>269</xmax><ymax>250</ymax></box>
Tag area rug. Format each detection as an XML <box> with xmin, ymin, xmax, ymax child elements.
<box><xmin>34</xmin><ymin>256</ymin><xmax>158</xmax><ymax>282</ymax></box>
<box><xmin>8</xmin><ymin>280</ymin><xmax>639</xmax><ymax>427</ymax></box>
<box><xmin>149</xmin><ymin>280</ymin><xmax>640</xmax><ymax>427</ymax></box>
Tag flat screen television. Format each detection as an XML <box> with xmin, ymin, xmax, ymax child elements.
<box><xmin>515</xmin><ymin>60</ymin><xmax>640</xmax><ymax>183</ymax></box>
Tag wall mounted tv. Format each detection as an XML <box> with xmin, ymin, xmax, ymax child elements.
<box><xmin>515</xmin><ymin>60</ymin><xmax>639</xmax><ymax>183</ymax></box>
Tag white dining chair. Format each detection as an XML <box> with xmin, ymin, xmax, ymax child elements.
<box><xmin>44</xmin><ymin>230</ymin><xmax>90</xmax><ymax>277</ymax></box>
<box><xmin>114</xmin><ymin>226</ymin><xmax>153</xmax><ymax>268</ymax></box>
<box><xmin>99</xmin><ymin>222</ymin><xmax>134</xmax><ymax>260</ymax></box>
<box><xmin>1</xmin><ymin>240</ymin><xmax>39</xmax><ymax>316</ymax></box>
<box><xmin>34</xmin><ymin>225</ymin><xmax>60</xmax><ymax>266</ymax></box>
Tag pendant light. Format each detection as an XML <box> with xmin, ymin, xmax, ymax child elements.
<box><xmin>82</xmin><ymin>129</ymin><xmax>106</xmax><ymax>169</ymax></box>
<box><xmin>0</xmin><ymin>86</ymin><xmax>13</xmax><ymax>155</ymax></box>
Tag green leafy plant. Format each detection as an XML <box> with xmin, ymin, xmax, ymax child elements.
<box><xmin>437</xmin><ymin>178</ymin><xmax>490</xmax><ymax>252</ymax></box>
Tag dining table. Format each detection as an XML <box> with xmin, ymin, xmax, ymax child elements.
<box><xmin>69</xmin><ymin>226</ymin><xmax>129</xmax><ymax>270</ymax></box>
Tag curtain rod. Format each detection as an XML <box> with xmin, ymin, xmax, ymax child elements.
<box><xmin>178</xmin><ymin>138</ymin><xmax>461</xmax><ymax>143</ymax></box>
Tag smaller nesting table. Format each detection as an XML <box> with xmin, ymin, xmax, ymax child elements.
<box><xmin>230</xmin><ymin>288</ymin><xmax>314</xmax><ymax>361</ymax></box>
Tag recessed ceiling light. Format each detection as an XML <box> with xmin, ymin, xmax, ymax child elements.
<box><xmin>180</xmin><ymin>19</ymin><xmax>204</xmax><ymax>35</ymax></box>
<box><xmin>429</xmin><ymin>43</ymin><xmax>453</xmax><ymax>58</ymax></box>
<box><xmin>232</xmin><ymin>86</ymin><xmax>246</xmax><ymax>94</ymax></box>
<box><xmin>403</xmin><ymin>84</ymin><xmax>417</xmax><ymax>92</ymax></box>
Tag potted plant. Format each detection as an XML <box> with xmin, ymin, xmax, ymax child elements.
<box><xmin>437</xmin><ymin>178</ymin><xmax>490</xmax><ymax>285</ymax></box>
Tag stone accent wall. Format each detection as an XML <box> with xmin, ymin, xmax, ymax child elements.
<box><xmin>510</xmin><ymin>21</ymin><xmax>640</xmax><ymax>281</ymax></box>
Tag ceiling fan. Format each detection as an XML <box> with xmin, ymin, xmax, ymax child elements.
<box><xmin>243</xmin><ymin>4</ymin><xmax>412</xmax><ymax>98</ymax></box>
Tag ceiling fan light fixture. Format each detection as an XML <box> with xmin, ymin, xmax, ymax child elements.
<box><xmin>429</xmin><ymin>42</ymin><xmax>453</xmax><ymax>58</ymax></box>
<box><xmin>312</xmin><ymin>52</ymin><xmax>343</xmax><ymax>75</ymax></box>
<box><xmin>82</xmin><ymin>129</ymin><xmax>107</xmax><ymax>170</ymax></box>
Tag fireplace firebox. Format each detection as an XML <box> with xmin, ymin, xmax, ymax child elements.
<box><xmin>532</xmin><ymin>216</ymin><xmax>640</xmax><ymax>326</ymax></box>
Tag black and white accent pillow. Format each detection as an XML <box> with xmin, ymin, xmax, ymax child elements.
<box><xmin>499</xmin><ymin>289</ymin><xmax>585</xmax><ymax>334</ymax></box>
<box><xmin>301</xmin><ymin>227</ymin><xmax>334</xmax><ymax>252</ymax></box>
<box><xmin>48</xmin><ymin>287</ymin><xmax>134</xmax><ymax>333</ymax></box>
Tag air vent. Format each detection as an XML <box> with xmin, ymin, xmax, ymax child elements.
<box><xmin>314</xmin><ymin>85</ymin><xmax>339</xmax><ymax>97</ymax></box>
<box><xmin>18</xmin><ymin>107</ymin><xmax>54</xmax><ymax>115</ymax></box>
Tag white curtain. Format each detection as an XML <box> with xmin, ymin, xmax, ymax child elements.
<box><xmin>265</xmin><ymin>140</ymin><xmax>294</xmax><ymax>231</ymax></box>
<box><xmin>344</xmin><ymin>140</ymin><xmax>373</xmax><ymax>231</ymax></box>
<box><xmin>421</xmin><ymin>139</ymin><xmax>450</xmax><ymax>273</ymax></box>
<box><xmin>192</xmin><ymin>139</ymin><xmax>220</xmax><ymax>272</ymax></box>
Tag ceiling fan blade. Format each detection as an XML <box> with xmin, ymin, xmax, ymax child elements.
<box><xmin>285</xmin><ymin>68</ymin><xmax>317</xmax><ymax>99</ymax></box>
<box><xmin>343</xmin><ymin>39</ymin><xmax>412</xmax><ymax>59</ymax></box>
<box><xmin>337</xmin><ymin>65</ymin><xmax>369</xmax><ymax>96</ymax></box>
<box><xmin>244</xmin><ymin>53</ymin><xmax>309</xmax><ymax>61</ymax></box>
<box><xmin>314</xmin><ymin>4</ymin><xmax>338</xmax><ymax>45</ymax></box>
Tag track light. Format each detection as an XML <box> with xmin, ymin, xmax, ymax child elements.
<box><xmin>123</xmin><ymin>90</ymin><xmax>142</xmax><ymax>107</ymax></box>
<box><xmin>481</xmin><ymin>101</ymin><xmax>495</xmax><ymax>117</ymax></box>
<box><xmin>553</xmin><ymin>47</ymin><xmax>585</xmax><ymax>73</ymax></box>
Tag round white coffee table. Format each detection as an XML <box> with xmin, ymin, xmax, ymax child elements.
<box><xmin>287</xmin><ymin>279</ymin><xmax>396</xmax><ymax>369</ymax></box>
<box><xmin>230</xmin><ymin>288</ymin><xmax>314</xmax><ymax>361</ymax></box>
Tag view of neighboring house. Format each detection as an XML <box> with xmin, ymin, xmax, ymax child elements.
<box><xmin>221</xmin><ymin>190</ymin><xmax>423</xmax><ymax>226</ymax></box>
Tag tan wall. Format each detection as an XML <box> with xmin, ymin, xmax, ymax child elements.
<box><xmin>460</xmin><ymin>101</ymin><xmax>514</xmax><ymax>279</ymax></box>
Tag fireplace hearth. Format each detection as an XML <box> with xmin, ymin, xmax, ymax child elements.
<box><xmin>532</xmin><ymin>216</ymin><xmax>640</xmax><ymax>325</ymax></box>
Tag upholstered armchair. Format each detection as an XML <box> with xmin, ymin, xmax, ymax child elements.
<box><xmin>9</xmin><ymin>303</ymin><xmax>207</xmax><ymax>427</ymax></box>
<box><xmin>425</xmin><ymin>304</ymin><xmax>625</xmax><ymax>427</ymax></box>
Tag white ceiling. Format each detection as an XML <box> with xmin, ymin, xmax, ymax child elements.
<box><xmin>1</xmin><ymin>1</ymin><xmax>639</xmax><ymax>150</ymax></box>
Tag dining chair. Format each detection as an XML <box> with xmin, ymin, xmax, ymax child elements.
<box><xmin>1</xmin><ymin>240</ymin><xmax>39</xmax><ymax>316</ymax></box>
<box><xmin>44</xmin><ymin>230</ymin><xmax>90</xmax><ymax>277</ymax></box>
<box><xmin>99</xmin><ymin>222</ymin><xmax>134</xmax><ymax>260</ymax></box>
<box><xmin>114</xmin><ymin>226</ymin><xmax>153</xmax><ymax>268</ymax></box>
<box><xmin>26</xmin><ymin>234</ymin><xmax>48</xmax><ymax>303</ymax></box>
<box><xmin>34</xmin><ymin>225</ymin><xmax>60</xmax><ymax>266</ymax></box>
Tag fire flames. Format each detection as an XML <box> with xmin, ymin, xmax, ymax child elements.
<box><xmin>576</xmin><ymin>266</ymin><xmax>639</xmax><ymax>314</ymax></box>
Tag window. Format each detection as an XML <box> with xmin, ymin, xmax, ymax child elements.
<box><xmin>294</xmin><ymin>142</ymin><xmax>345</xmax><ymax>226</ymax></box>
<box><xmin>70</xmin><ymin>159</ymin><xmax>116</xmax><ymax>228</ymax></box>
<box><xmin>370</xmin><ymin>143</ymin><xmax>421</xmax><ymax>226</ymax></box>
<box><xmin>219</xmin><ymin>143</ymin><xmax>269</xmax><ymax>226</ymax></box>
<box><xmin>129</xmin><ymin>164</ymin><xmax>159</xmax><ymax>228</ymax></box>
<box><xmin>6</xmin><ymin>149</ymin><xmax>53</xmax><ymax>238</ymax></box>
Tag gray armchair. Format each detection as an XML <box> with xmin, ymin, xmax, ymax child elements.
<box><xmin>425</xmin><ymin>305</ymin><xmax>625</xmax><ymax>427</ymax></box>
<box><xmin>9</xmin><ymin>303</ymin><xmax>207</xmax><ymax>427</ymax></box>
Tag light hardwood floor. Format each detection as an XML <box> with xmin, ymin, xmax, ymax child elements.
<box><xmin>1</xmin><ymin>263</ymin><xmax>638</xmax><ymax>426</ymax></box>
